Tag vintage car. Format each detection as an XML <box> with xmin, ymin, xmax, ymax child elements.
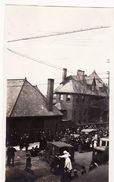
<box><xmin>99</xmin><ymin>137</ymin><xmax>109</xmax><ymax>147</ymax></box>
<box><xmin>89</xmin><ymin>137</ymin><xmax>109</xmax><ymax>170</ymax></box>
<box><xmin>47</xmin><ymin>141</ymin><xmax>74</xmax><ymax>161</ymax></box>
<box><xmin>81</xmin><ymin>128</ymin><xmax>97</xmax><ymax>135</ymax></box>
<box><xmin>43</xmin><ymin>141</ymin><xmax>74</xmax><ymax>174</ymax></box>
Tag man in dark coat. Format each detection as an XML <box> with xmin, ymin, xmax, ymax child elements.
<box><xmin>6</xmin><ymin>146</ymin><xmax>17</xmax><ymax>166</ymax></box>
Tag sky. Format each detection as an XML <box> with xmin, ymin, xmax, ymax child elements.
<box><xmin>5</xmin><ymin>5</ymin><xmax>113</xmax><ymax>94</ymax></box>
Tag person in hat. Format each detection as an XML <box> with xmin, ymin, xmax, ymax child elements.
<box><xmin>59</xmin><ymin>150</ymin><xmax>72</xmax><ymax>182</ymax></box>
<box><xmin>25</xmin><ymin>153</ymin><xmax>33</xmax><ymax>174</ymax></box>
<box><xmin>6</xmin><ymin>146</ymin><xmax>17</xmax><ymax>166</ymax></box>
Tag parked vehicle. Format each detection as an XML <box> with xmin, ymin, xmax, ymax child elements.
<box><xmin>89</xmin><ymin>137</ymin><xmax>109</xmax><ymax>170</ymax></box>
<box><xmin>81</xmin><ymin>129</ymin><xmax>97</xmax><ymax>136</ymax></box>
<box><xmin>44</xmin><ymin>141</ymin><xmax>74</xmax><ymax>175</ymax></box>
<box><xmin>47</xmin><ymin>141</ymin><xmax>74</xmax><ymax>161</ymax></box>
<box><xmin>99</xmin><ymin>137</ymin><xmax>109</xmax><ymax>147</ymax></box>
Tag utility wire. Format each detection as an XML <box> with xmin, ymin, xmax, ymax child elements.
<box><xmin>7</xmin><ymin>47</ymin><xmax>78</xmax><ymax>74</ymax></box>
<box><xmin>7</xmin><ymin>48</ymin><xmax>64</xmax><ymax>71</ymax></box>
<box><xmin>7</xmin><ymin>26</ymin><xmax>110</xmax><ymax>43</ymax></box>
<box><xmin>7</xmin><ymin>47</ymin><xmax>108</xmax><ymax>77</ymax></box>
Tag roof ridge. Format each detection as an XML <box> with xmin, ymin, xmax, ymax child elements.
<box><xmin>9</xmin><ymin>78</ymin><xmax>26</xmax><ymax>117</ymax></box>
<box><xmin>25</xmin><ymin>79</ymin><xmax>61</xmax><ymax>113</ymax></box>
<box><xmin>7</xmin><ymin>78</ymin><xmax>25</xmax><ymax>81</ymax></box>
<box><xmin>26</xmin><ymin>80</ymin><xmax>47</xmax><ymax>103</ymax></box>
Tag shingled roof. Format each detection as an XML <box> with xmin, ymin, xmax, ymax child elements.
<box><xmin>55</xmin><ymin>70</ymin><xmax>108</xmax><ymax>97</ymax></box>
<box><xmin>7</xmin><ymin>78</ymin><xmax>62</xmax><ymax>117</ymax></box>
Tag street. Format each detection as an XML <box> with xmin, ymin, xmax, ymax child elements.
<box><xmin>6</xmin><ymin>147</ymin><xmax>98</xmax><ymax>182</ymax></box>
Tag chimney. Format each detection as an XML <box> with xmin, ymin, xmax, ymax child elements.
<box><xmin>77</xmin><ymin>70</ymin><xmax>85</xmax><ymax>81</ymax></box>
<box><xmin>62</xmin><ymin>68</ymin><xmax>67</xmax><ymax>82</ymax></box>
<box><xmin>47</xmin><ymin>79</ymin><xmax>54</xmax><ymax>111</ymax></box>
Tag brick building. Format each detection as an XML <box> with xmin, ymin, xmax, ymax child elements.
<box><xmin>55</xmin><ymin>69</ymin><xmax>109</xmax><ymax>128</ymax></box>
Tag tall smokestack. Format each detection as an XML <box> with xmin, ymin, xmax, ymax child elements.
<box><xmin>62</xmin><ymin>68</ymin><xmax>67</xmax><ymax>82</ymax></box>
<box><xmin>47</xmin><ymin>79</ymin><xmax>54</xmax><ymax>111</ymax></box>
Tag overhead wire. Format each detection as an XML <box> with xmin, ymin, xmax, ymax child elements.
<box><xmin>7</xmin><ymin>48</ymin><xmax>64</xmax><ymax>71</ymax></box>
<box><xmin>7</xmin><ymin>47</ymin><xmax>109</xmax><ymax>78</ymax></box>
<box><xmin>7</xmin><ymin>26</ymin><xmax>110</xmax><ymax>43</ymax></box>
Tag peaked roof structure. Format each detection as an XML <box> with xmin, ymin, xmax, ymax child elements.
<box><xmin>7</xmin><ymin>78</ymin><xmax>62</xmax><ymax>117</ymax></box>
<box><xmin>55</xmin><ymin>70</ymin><xmax>108</xmax><ymax>97</ymax></box>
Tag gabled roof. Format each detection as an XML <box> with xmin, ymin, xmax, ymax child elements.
<box><xmin>86</xmin><ymin>70</ymin><xmax>104</xmax><ymax>87</ymax></box>
<box><xmin>7</xmin><ymin>78</ymin><xmax>62</xmax><ymax>117</ymax></box>
<box><xmin>55</xmin><ymin>70</ymin><xmax>108</xmax><ymax>97</ymax></box>
<box><xmin>7</xmin><ymin>79</ymin><xmax>25</xmax><ymax>117</ymax></box>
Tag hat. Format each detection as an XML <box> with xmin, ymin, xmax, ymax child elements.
<box><xmin>63</xmin><ymin>150</ymin><xmax>71</xmax><ymax>157</ymax></box>
<box><xmin>63</xmin><ymin>150</ymin><xmax>68</xmax><ymax>154</ymax></box>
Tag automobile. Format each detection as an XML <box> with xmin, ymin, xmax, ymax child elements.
<box><xmin>89</xmin><ymin>137</ymin><xmax>109</xmax><ymax>170</ymax></box>
<box><xmin>99</xmin><ymin>137</ymin><xmax>109</xmax><ymax>147</ymax></box>
<box><xmin>44</xmin><ymin>141</ymin><xmax>86</xmax><ymax>178</ymax></box>
<box><xmin>43</xmin><ymin>141</ymin><xmax>74</xmax><ymax>174</ymax></box>
<box><xmin>81</xmin><ymin>128</ymin><xmax>97</xmax><ymax>135</ymax></box>
<box><xmin>47</xmin><ymin>141</ymin><xmax>74</xmax><ymax>161</ymax></box>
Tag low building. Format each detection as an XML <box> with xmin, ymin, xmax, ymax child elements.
<box><xmin>7</xmin><ymin>78</ymin><xmax>62</xmax><ymax>145</ymax></box>
<box><xmin>55</xmin><ymin>69</ymin><xmax>109</xmax><ymax>128</ymax></box>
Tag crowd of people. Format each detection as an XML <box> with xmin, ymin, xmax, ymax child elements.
<box><xmin>54</xmin><ymin>125</ymin><xmax>109</xmax><ymax>152</ymax></box>
<box><xmin>6</xmin><ymin>124</ymin><xmax>109</xmax><ymax>181</ymax></box>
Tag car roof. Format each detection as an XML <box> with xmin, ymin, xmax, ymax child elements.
<box><xmin>81</xmin><ymin>129</ymin><xmax>97</xmax><ymax>133</ymax></box>
<box><xmin>94</xmin><ymin>146</ymin><xmax>108</xmax><ymax>151</ymax></box>
<box><xmin>100</xmin><ymin>137</ymin><xmax>109</xmax><ymax>142</ymax></box>
<box><xmin>48</xmin><ymin>141</ymin><xmax>73</xmax><ymax>148</ymax></box>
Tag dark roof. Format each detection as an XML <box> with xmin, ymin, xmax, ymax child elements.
<box><xmin>7</xmin><ymin>78</ymin><xmax>62</xmax><ymax>117</ymax></box>
<box><xmin>55</xmin><ymin>70</ymin><xmax>108</xmax><ymax>97</ymax></box>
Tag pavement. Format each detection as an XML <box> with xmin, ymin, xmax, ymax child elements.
<box><xmin>6</xmin><ymin>149</ymin><xmax>60</xmax><ymax>182</ymax></box>
<box><xmin>74</xmin><ymin>151</ymin><xmax>93</xmax><ymax>171</ymax></box>
<box><xmin>5</xmin><ymin>147</ymin><xmax>108</xmax><ymax>182</ymax></box>
<box><xmin>72</xmin><ymin>164</ymin><xmax>108</xmax><ymax>182</ymax></box>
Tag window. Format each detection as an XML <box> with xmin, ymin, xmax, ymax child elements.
<box><xmin>66</xmin><ymin>94</ymin><xmax>71</xmax><ymax>101</ymax></box>
<box><xmin>76</xmin><ymin>97</ymin><xmax>79</xmax><ymax>102</ymax></box>
<box><xmin>91</xmin><ymin>86</ymin><xmax>95</xmax><ymax>91</ymax></box>
<box><xmin>59</xmin><ymin>94</ymin><xmax>64</xmax><ymax>101</ymax></box>
<box><xmin>102</xmin><ymin>141</ymin><xmax>106</xmax><ymax>146</ymax></box>
<box><xmin>82</xmin><ymin>95</ymin><xmax>85</xmax><ymax>101</ymax></box>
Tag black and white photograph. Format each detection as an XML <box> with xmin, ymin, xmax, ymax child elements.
<box><xmin>1</xmin><ymin>1</ymin><xmax>113</xmax><ymax>181</ymax></box>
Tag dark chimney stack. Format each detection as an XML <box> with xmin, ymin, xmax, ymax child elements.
<box><xmin>62</xmin><ymin>68</ymin><xmax>67</xmax><ymax>82</ymax></box>
<box><xmin>77</xmin><ymin>70</ymin><xmax>85</xmax><ymax>81</ymax></box>
<box><xmin>47</xmin><ymin>79</ymin><xmax>54</xmax><ymax>111</ymax></box>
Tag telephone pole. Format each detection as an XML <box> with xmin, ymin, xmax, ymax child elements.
<box><xmin>106</xmin><ymin>59</ymin><xmax>110</xmax><ymax>92</ymax></box>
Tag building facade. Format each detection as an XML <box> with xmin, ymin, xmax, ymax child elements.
<box><xmin>7</xmin><ymin>78</ymin><xmax>62</xmax><ymax>145</ymax></box>
<box><xmin>55</xmin><ymin>69</ymin><xmax>109</xmax><ymax>127</ymax></box>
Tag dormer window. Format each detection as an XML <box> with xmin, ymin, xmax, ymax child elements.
<box><xmin>91</xmin><ymin>85</ymin><xmax>95</xmax><ymax>91</ymax></box>
<box><xmin>91</xmin><ymin>77</ymin><xmax>96</xmax><ymax>91</ymax></box>
<box><xmin>66</xmin><ymin>94</ymin><xmax>71</xmax><ymax>101</ymax></box>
